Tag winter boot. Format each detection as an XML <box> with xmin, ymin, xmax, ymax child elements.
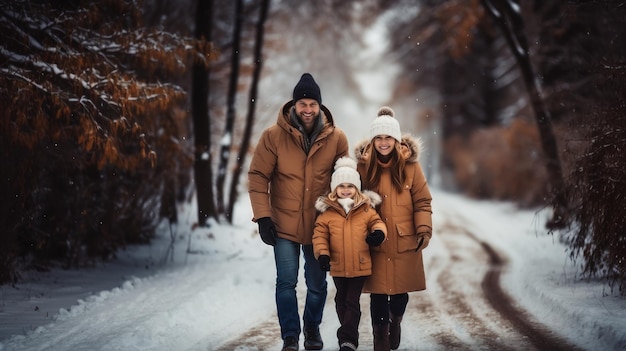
<box><xmin>389</xmin><ymin>314</ymin><xmax>403</xmax><ymax>350</ymax></box>
<box><xmin>282</xmin><ymin>336</ymin><xmax>299</xmax><ymax>351</ymax></box>
<box><xmin>372</xmin><ymin>324</ymin><xmax>390</xmax><ymax>351</ymax></box>
<box><xmin>303</xmin><ymin>326</ymin><xmax>323</xmax><ymax>350</ymax></box>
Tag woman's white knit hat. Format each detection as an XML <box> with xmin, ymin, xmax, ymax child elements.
<box><xmin>370</xmin><ymin>106</ymin><xmax>401</xmax><ymax>142</ymax></box>
<box><xmin>330</xmin><ymin>157</ymin><xmax>361</xmax><ymax>191</ymax></box>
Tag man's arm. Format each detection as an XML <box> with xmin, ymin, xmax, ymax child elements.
<box><xmin>248</xmin><ymin>129</ymin><xmax>277</xmax><ymax>220</ymax></box>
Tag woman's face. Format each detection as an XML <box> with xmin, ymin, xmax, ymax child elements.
<box><xmin>373</xmin><ymin>135</ymin><xmax>396</xmax><ymax>157</ymax></box>
<box><xmin>335</xmin><ymin>183</ymin><xmax>357</xmax><ymax>199</ymax></box>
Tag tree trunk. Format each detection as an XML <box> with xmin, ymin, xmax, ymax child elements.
<box><xmin>226</xmin><ymin>0</ymin><xmax>270</xmax><ymax>223</ymax></box>
<box><xmin>216</xmin><ymin>0</ymin><xmax>243</xmax><ymax>220</ymax></box>
<box><xmin>192</xmin><ymin>0</ymin><xmax>216</xmax><ymax>226</ymax></box>
<box><xmin>482</xmin><ymin>0</ymin><xmax>568</xmax><ymax>229</ymax></box>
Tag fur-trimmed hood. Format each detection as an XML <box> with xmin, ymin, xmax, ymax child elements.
<box><xmin>314</xmin><ymin>190</ymin><xmax>382</xmax><ymax>213</ymax></box>
<box><xmin>354</xmin><ymin>134</ymin><xmax>423</xmax><ymax>164</ymax></box>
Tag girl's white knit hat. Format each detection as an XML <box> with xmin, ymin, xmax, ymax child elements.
<box><xmin>370</xmin><ymin>106</ymin><xmax>401</xmax><ymax>142</ymax></box>
<box><xmin>330</xmin><ymin>157</ymin><xmax>361</xmax><ymax>191</ymax></box>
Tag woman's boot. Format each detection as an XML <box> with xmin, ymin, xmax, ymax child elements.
<box><xmin>389</xmin><ymin>314</ymin><xmax>403</xmax><ymax>350</ymax></box>
<box><xmin>372</xmin><ymin>323</ymin><xmax>390</xmax><ymax>351</ymax></box>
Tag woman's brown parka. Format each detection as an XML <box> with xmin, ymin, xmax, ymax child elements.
<box><xmin>354</xmin><ymin>135</ymin><xmax>433</xmax><ymax>294</ymax></box>
<box><xmin>248</xmin><ymin>101</ymin><xmax>349</xmax><ymax>244</ymax></box>
<box><xmin>313</xmin><ymin>190</ymin><xmax>387</xmax><ymax>278</ymax></box>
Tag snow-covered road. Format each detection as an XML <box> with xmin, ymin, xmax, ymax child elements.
<box><xmin>2</xmin><ymin>190</ymin><xmax>624</xmax><ymax>351</ymax></box>
<box><xmin>215</xmin><ymin>194</ymin><xmax>583</xmax><ymax>351</ymax></box>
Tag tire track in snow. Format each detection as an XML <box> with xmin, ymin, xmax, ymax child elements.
<box><xmin>393</xmin><ymin>219</ymin><xmax>519</xmax><ymax>351</ymax></box>
<box><xmin>470</xmin><ymin>228</ymin><xmax>583</xmax><ymax>351</ymax></box>
<box><xmin>432</xmin><ymin>220</ymin><xmax>528</xmax><ymax>350</ymax></box>
<box><xmin>438</xmin><ymin>216</ymin><xmax>584</xmax><ymax>351</ymax></box>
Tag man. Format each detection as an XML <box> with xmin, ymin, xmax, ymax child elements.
<box><xmin>248</xmin><ymin>73</ymin><xmax>349</xmax><ymax>351</ymax></box>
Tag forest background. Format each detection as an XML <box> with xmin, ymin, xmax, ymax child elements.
<box><xmin>1</xmin><ymin>0</ymin><xmax>624</xmax><ymax>295</ymax></box>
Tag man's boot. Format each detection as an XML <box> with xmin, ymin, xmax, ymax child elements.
<box><xmin>281</xmin><ymin>336</ymin><xmax>299</xmax><ymax>351</ymax></box>
<box><xmin>389</xmin><ymin>314</ymin><xmax>403</xmax><ymax>350</ymax></box>
<box><xmin>303</xmin><ymin>326</ymin><xmax>323</xmax><ymax>350</ymax></box>
<box><xmin>372</xmin><ymin>323</ymin><xmax>390</xmax><ymax>351</ymax></box>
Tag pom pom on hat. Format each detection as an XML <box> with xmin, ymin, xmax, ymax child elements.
<box><xmin>378</xmin><ymin>106</ymin><xmax>394</xmax><ymax>118</ymax></box>
<box><xmin>293</xmin><ymin>73</ymin><xmax>322</xmax><ymax>104</ymax></box>
<box><xmin>330</xmin><ymin>157</ymin><xmax>361</xmax><ymax>191</ymax></box>
<box><xmin>370</xmin><ymin>106</ymin><xmax>401</xmax><ymax>142</ymax></box>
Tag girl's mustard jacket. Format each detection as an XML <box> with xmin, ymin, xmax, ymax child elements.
<box><xmin>313</xmin><ymin>190</ymin><xmax>387</xmax><ymax>278</ymax></box>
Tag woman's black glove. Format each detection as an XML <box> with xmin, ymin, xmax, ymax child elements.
<box><xmin>416</xmin><ymin>235</ymin><xmax>430</xmax><ymax>251</ymax></box>
<box><xmin>257</xmin><ymin>217</ymin><xmax>277</xmax><ymax>246</ymax></box>
<box><xmin>366</xmin><ymin>230</ymin><xmax>385</xmax><ymax>247</ymax></box>
<box><xmin>318</xmin><ymin>255</ymin><xmax>331</xmax><ymax>271</ymax></box>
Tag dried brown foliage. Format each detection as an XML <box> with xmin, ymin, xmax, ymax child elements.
<box><xmin>436</xmin><ymin>0</ymin><xmax>483</xmax><ymax>59</ymax></box>
<box><xmin>0</xmin><ymin>0</ymin><xmax>213</xmax><ymax>282</ymax></box>
<box><xmin>444</xmin><ymin>118</ymin><xmax>549</xmax><ymax>207</ymax></box>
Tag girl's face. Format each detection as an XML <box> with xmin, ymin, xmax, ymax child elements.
<box><xmin>335</xmin><ymin>183</ymin><xmax>357</xmax><ymax>199</ymax></box>
<box><xmin>373</xmin><ymin>135</ymin><xmax>396</xmax><ymax>156</ymax></box>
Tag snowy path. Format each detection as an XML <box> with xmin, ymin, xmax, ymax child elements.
<box><xmin>2</xmin><ymin>190</ymin><xmax>624</xmax><ymax>351</ymax></box>
<box><xmin>211</xmin><ymin>197</ymin><xmax>582</xmax><ymax>351</ymax></box>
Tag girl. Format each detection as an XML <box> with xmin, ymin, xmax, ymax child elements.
<box><xmin>355</xmin><ymin>106</ymin><xmax>433</xmax><ymax>351</ymax></box>
<box><xmin>313</xmin><ymin>156</ymin><xmax>387</xmax><ymax>351</ymax></box>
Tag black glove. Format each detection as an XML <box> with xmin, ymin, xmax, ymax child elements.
<box><xmin>257</xmin><ymin>217</ymin><xmax>277</xmax><ymax>246</ymax></box>
<box><xmin>318</xmin><ymin>255</ymin><xmax>330</xmax><ymax>271</ymax></box>
<box><xmin>366</xmin><ymin>230</ymin><xmax>385</xmax><ymax>247</ymax></box>
<box><xmin>416</xmin><ymin>235</ymin><xmax>430</xmax><ymax>251</ymax></box>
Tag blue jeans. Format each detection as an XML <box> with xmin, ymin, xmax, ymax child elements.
<box><xmin>274</xmin><ymin>236</ymin><xmax>327</xmax><ymax>340</ymax></box>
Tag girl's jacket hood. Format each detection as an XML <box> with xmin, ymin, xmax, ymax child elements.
<box><xmin>314</xmin><ymin>190</ymin><xmax>382</xmax><ymax>213</ymax></box>
<box><xmin>354</xmin><ymin>134</ymin><xmax>422</xmax><ymax>165</ymax></box>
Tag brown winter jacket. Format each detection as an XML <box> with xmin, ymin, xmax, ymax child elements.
<box><xmin>354</xmin><ymin>135</ymin><xmax>433</xmax><ymax>294</ymax></box>
<box><xmin>313</xmin><ymin>190</ymin><xmax>387</xmax><ymax>278</ymax></box>
<box><xmin>248</xmin><ymin>101</ymin><xmax>349</xmax><ymax>244</ymax></box>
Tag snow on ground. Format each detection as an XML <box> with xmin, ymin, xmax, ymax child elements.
<box><xmin>0</xmin><ymin>189</ymin><xmax>624</xmax><ymax>351</ymax></box>
<box><xmin>434</xmin><ymin>191</ymin><xmax>626</xmax><ymax>351</ymax></box>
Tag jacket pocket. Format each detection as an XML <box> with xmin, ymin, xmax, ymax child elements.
<box><xmin>272</xmin><ymin>196</ymin><xmax>302</xmax><ymax>233</ymax></box>
<box><xmin>396</xmin><ymin>221</ymin><xmax>418</xmax><ymax>253</ymax></box>
<box><xmin>272</xmin><ymin>195</ymin><xmax>302</xmax><ymax>211</ymax></box>
<box><xmin>359</xmin><ymin>250</ymin><xmax>372</xmax><ymax>271</ymax></box>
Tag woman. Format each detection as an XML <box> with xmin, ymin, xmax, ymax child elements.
<box><xmin>354</xmin><ymin>106</ymin><xmax>433</xmax><ymax>351</ymax></box>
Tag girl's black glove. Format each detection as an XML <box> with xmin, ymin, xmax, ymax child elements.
<box><xmin>366</xmin><ymin>230</ymin><xmax>385</xmax><ymax>247</ymax></box>
<box><xmin>318</xmin><ymin>255</ymin><xmax>330</xmax><ymax>271</ymax></box>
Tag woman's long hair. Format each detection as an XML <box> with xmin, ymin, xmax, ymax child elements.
<box><xmin>364</xmin><ymin>140</ymin><xmax>406</xmax><ymax>193</ymax></box>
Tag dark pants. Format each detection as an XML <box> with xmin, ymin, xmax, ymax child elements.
<box><xmin>370</xmin><ymin>293</ymin><xmax>409</xmax><ymax>325</ymax></box>
<box><xmin>333</xmin><ymin>276</ymin><xmax>367</xmax><ymax>347</ymax></box>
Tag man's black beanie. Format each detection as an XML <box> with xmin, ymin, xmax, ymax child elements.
<box><xmin>292</xmin><ymin>73</ymin><xmax>321</xmax><ymax>104</ymax></box>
